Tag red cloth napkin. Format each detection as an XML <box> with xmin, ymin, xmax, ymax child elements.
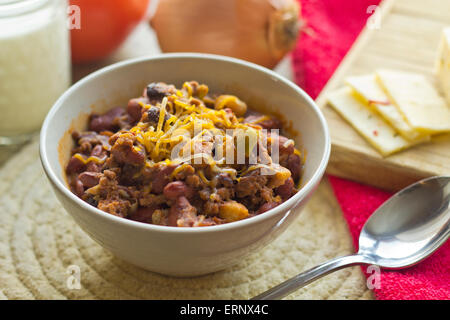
<box><xmin>291</xmin><ymin>0</ymin><xmax>450</xmax><ymax>300</ymax></box>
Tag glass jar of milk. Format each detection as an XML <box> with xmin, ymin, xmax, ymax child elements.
<box><xmin>0</xmin><ymin>0</ymin><xmax>71</xmax><ymax>145</ymax></box>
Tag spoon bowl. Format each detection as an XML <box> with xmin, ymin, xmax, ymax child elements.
<box><xmin>359</xmin><ymin>176</ymin><xmax>450</xmax><ymax>269</ymax></box>
<box><xmin>253</xmin><ymin>176</ymin><xmax>450</xmax><ymax>300</ymax></box>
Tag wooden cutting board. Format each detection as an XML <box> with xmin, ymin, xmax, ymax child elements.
<box><xmin>316</xmin><ymin>0</ymin><xmax>450</xmax><ymax>191</ymax></box>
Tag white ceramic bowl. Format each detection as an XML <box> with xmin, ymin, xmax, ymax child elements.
<box><xmin>40</xmin><ymin>54</ymin><xmax>330</xmax><ymax>277</ymax></box>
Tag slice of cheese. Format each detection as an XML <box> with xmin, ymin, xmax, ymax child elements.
<box><xmin>376</xmin><ymin>69</ymin><xmax>450</xmax><ymax>133</ymax></box>
<box><xmin>327</xmin><ymin>87</ymin><xmax>421</xmax><ymax>156</ymax></box>
<box><xmin>435</xmin><ymin>27</ymin><xmax>450</xmax><ymax>104</ymax></box>
<box><xmin>346</xmin><ymin>74</ymin><xmax>430</xmax><ymax>142</ymax></box>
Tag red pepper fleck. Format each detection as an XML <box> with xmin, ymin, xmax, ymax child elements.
<box><xmin>373</xmin><ymin>130</ymin><xmax>379</xmax><ymax>136</ymax></box>
<box><xmin>368</xmin><ymin>99</ymin><xmax>390</xmax><ymax>106</ymax></box>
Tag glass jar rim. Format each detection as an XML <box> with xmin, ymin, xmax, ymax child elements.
<box><xmin>0</xmin><ymin>0</ymin><xmax>50</xmax><ymax>17</ymax></box>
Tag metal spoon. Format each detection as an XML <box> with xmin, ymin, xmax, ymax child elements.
<box><xmin>252</xmin><ymin>176</ymin><xmax>450</xmax><ymax>300</ymax></box>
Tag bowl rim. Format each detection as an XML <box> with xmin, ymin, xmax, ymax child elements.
<box><xmin>40</xmin><ymin>53</ymin><xmax>330</xmax><ymax>234</ymax></box>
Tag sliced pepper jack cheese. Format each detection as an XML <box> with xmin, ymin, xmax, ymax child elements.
<box><xmin>327</xmin><ymin>87</ymin><xmax>422</xmax><ymax>157</ymax></box>
<box><xmin>346</xmin><ymin>74</ymin><xmax>430</xmax><ymax>142</ymax></box>
<box><xmin>435</xmin><ymin>27</ymin><xmax>450</xmax><ymax>104</ymax></box>
<box><xmin>376</xmin><ymin>69</ymin><xmax>450</xmax><ymax>133</ymax></box>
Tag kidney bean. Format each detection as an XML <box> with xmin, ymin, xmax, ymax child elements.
<box><xmin>66</xmin><ymin>156</ymin><xmax>86</xmax><ymax>174</ymax></box>
<box><xmin>151</xmin><ymin>165</ymin><xmax>176</xmax><ymax>194</ymax></box>
<box><xmin>89</xmin><ymin>107</ymin><xmax>125</xmax><ymax>132</ymax></box>
<box><xmin>167</xmin><ymin>196</ymin><xmax>196</xmax><ymax>227</ymax></box>
<box><xmin>256</xmin><ymin>202</ymin><xmax>280</xmax><ymax>214</ymax></box>
<box><xmin>268</xmin><ymin>133</ymin><xmax>294</xmax><ymax>156</ymax></box>
<box><xmin>75</xmin><ymin>131</ymin><xmax>98</xmax><ymax>145</ymax></box>
<box><xmin>90</xmin><ymin>144</ymin><xmax>105</xmax><ymax>157</ymax></box>
<box><xmin>128</xmin><ymin>206</ymin><xmax>155</xmax><ymax>223</ymax></box>
<box><xmin>275</xmin><ymin>177</ymin><xmax>294</xmax><ymax>200</ymax></box>
<box><xmin>78</xmin><ymin>172</ymin><xmax>102</xmax><ymax>188</ymax></box>
<box><xmin>127</xmin><ymin>98</ymin><xmax>147</xmax><ymax>124</ymax></box>
<box><xmin>86</xmin><ymin>162</ymin><xmax>101</xmax><ymax>173</ymax></box>
<box><xmin>287</xmin><ymin>154</ymin><xmax>302</xmax><ymax>182</ymax></box>
<box><xmin>73</xmin><ymin>178</ymin><xmax>84</xmax><ymax>197</ymax></box>
<box><xmin>163</xmin><ymin>181</ymin><xmax>194</xmax><ymax>200</ymax></box>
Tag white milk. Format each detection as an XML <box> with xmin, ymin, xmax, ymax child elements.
<box><xmin>0</xmin><ymin>0</ymin><xmax>70</xmax><ymax>141</ymax></box>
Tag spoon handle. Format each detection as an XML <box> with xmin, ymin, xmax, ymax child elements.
<box><xmin>251</xmin><ymin>254</ymin><xmax>369</xmax><ymax>300</ymax></box>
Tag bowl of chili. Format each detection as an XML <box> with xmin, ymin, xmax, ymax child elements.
<box><xmin>40</xmin><ymin>54</ymin><xmax>330</xmax><ymax>276</ymax></box>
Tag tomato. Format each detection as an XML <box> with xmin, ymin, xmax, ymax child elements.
<box><xmin>70</xmin><ymin>0</ymin><xmax>150</xmax><ymax>64</ymax></box>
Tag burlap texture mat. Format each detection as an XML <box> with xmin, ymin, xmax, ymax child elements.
<box><xmin>0</xmin><ymin>140</ymin><xmax>373</xmax><ymax>300</ymax></box>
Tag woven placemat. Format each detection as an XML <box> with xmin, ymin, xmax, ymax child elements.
<box><xmin>0</xmin><ymin>140</ymin><xmax>373</xmax><ymax>300</ymax></box>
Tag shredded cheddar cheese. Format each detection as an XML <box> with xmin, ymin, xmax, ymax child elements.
<box><xmin>73</xmin><ymin>153</ymin><xmax>107</xmax><ymax>165</ymax></box>
<box><xmin>197</xmin><ymin>170</ymin><xmax>210</xmax><ymax>185</ymax></box>
<box><xmin>119</xmin><ymin>83</ymin><xmax>302</xmax><ymax>182</ymax></box>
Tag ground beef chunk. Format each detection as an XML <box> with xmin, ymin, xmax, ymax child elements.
<box><xmin>216</xmin><ymin>187</ymin><xmax>233</xmax><ymax>201</ymax></box>
<box><xmin>198</xmin><ymin>188</ymin><xmax>212</xmax><ymax>201</ymax></box>
<box><xmin>110</xmin><ymin>133</ymin><xmax>146</xmax><ymax>166</ymax></box>
<box><xmin>203</xmin><ymin>200</ymin><xmax>220</xmax><ymax>216</ymax></box>
<box><xmin>118</xmin><ymin>163</ymin><xmax>141</xmax><ymax>186</ymax></box>
<box><xmin>97</xmin><ymin>199</ymin><xmax>131</xmax><ymax>218</ymax></box>
<box><xmin>138</xmin><ymin>192</ymin><xmax>166</xmax><ymax>207</ymax></box>
<box><xmin>235</xmin><ymin>171</ymin><xmax>268</xmax><ymax>198</ymax></box>
<box><xmin>90</xmin><ymin>170</ymin><xmax>133</xmax><ymax>218</ymax></box>
<box><xmin>185</xmin><ymin>174</ymin><xmax>201</xmax><ymax>188</ymax></box>
<box><xmin>260</xmin><ymin>186</ymin><xmax>275</xmax><ymax>202</ymax></box>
